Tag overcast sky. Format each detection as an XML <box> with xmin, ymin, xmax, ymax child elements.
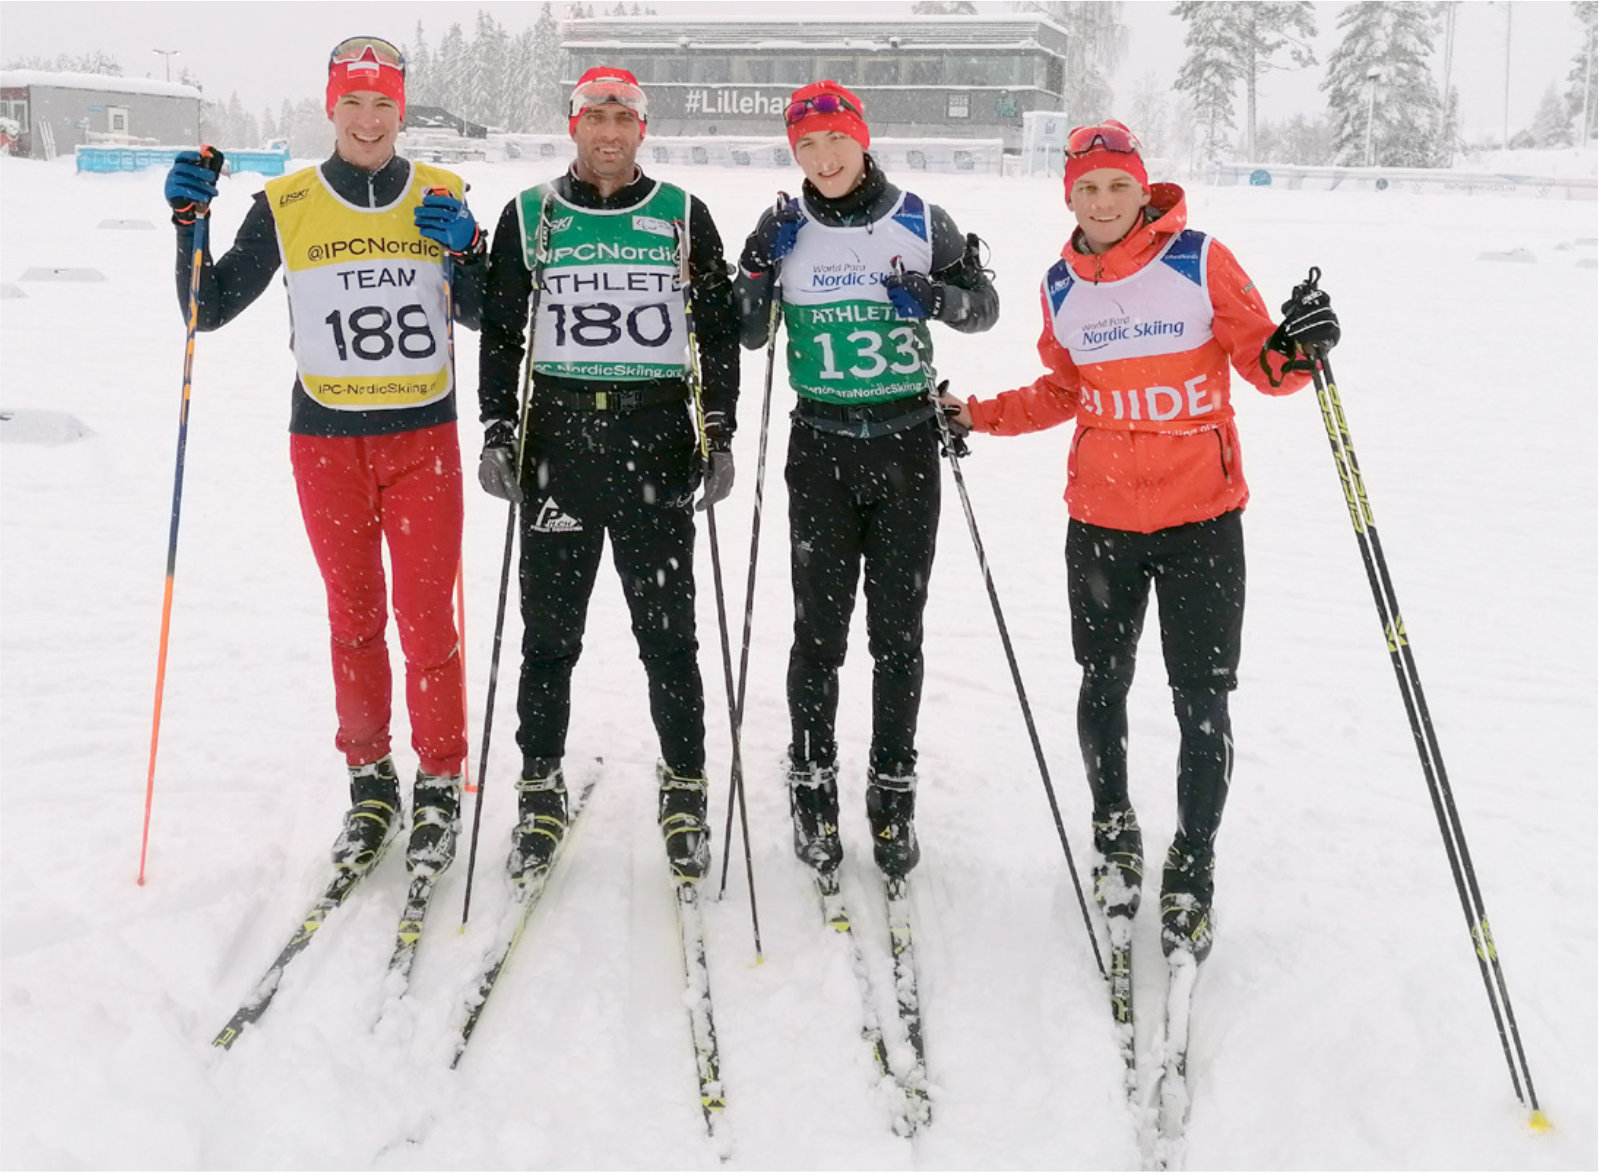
<box><xmin>0</xmin><ymin>0</ymin><xmax>1587</xmax><ymax>143</ymax></box>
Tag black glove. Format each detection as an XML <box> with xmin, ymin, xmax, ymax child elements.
<box><xmin>1267</xmin><ymin>283</ymin><xmax>1340</xmax><ymax>360</ymax></box>
<box><xmin>164</xmin><ymin>147</ymin><xmax>225</xmax><ymax>227</ymax></box>
<box><xmin>934</xmin><ymin>380</ymin><xmax>969</xmax><ymax>441</ymax></box>
<box><xmin>696</xmin><ymin>409</ymin><xmax>734</xmax><ymax>511</ymax></box>
<box><xmin>883</xmin><ymin>268</ymin><xmax>945</xmax><ymax>321</ymax></box>
<box><xmin>740</xmin><ymin>195</ymin><xmax>803</xmax><ymax>275</ymax></box>
<box><xmin>478</xmin><ymin>420</ymin><xmax>521</xmax><ymax>503</ymax></box>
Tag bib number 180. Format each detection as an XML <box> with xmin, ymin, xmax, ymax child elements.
<box><xmin>324</xmin><ymin>304</ymin><xmax>438</xmax><ymax>362</ymax></box>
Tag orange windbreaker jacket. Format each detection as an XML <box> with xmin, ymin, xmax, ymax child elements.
<box><xmin>967</xmin><ymin>184</ymin><xmax>1309</xmax><ymax>534</ymax></box>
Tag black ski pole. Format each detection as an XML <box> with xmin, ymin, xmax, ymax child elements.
<box><xmin>1301</xmin><ymin>266</ymin><xmax>1545</xmax><ymax>1127</ymax></box>
<box><xmin>140</xmin><ymin>145</ymin><xmax>224</xmax><ymax>886</ymax></box>
<box><xmin>903</xmin><ymin>305</ymin><xmax>1103</xmax><ymax>978</ymax></box>
<box><xmin>460</xmin><ymin>194</ymin><xmax>552</xmax><ymax>928</ymax></box>
<box><xmin>718</xmin><ymin>193</ymin><xmax>787</xmax><ymax>901</ymax></box>
<box><xmin>677</xmin><ymin>216</ymin><xmax>763</xmax><ymax>961</ymax></box>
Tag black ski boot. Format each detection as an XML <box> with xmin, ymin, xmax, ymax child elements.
<box><xmin>331</xmin><ymin>756</ymin><xmax>402</xmax><ymax>873</ymax></box>
<box><xmin>407</xmin><ymin>770</ymin><xmax>462</xmax><ymax>878</ymax></box>
<box><xmin>1091</xmin><ymin>806</ymin><xmax>1144</xmax><ymax>918</ymax></box>
<box><xmin>866</xmin><ymin>766</ymin><xmax>920</xmax><ymax>878</ymax></box>
<box><xmin>508</xmin><ymin>758</ymin><xmax>567</xmax><ymax>882</ymax></box>
<box><xmin>787</xmin><ymin>756</ymin><xmax>842</xmax><ymax>873</ymax></box>
<box><xmin>657</xmin><ymin>764</ymin><xmax>711</xmax><ymax>883</ymax></box>
<box><xmin>1160</xmin><ymin>838</ymin><xmax>1216</xmax><ymax>962</ymax></box>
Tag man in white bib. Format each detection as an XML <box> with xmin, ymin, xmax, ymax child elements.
<box><xmin>947</xmin><ymin>122</ymin><xmax>1341</xmax><ymax>962</ymax></box>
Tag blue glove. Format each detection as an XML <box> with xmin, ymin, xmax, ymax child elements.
<box><xmin>741</xmin><ymin>196</ymin><xmax>803</xmax><ymax>274</ymax></box>
<box><xmin>773</xmin><ymin>197</ymin><xmax>802</xmax><ymax>262</ymax></box>
<box><xmin>882</xmin><ymin>268</ymin><xmax>945</xmax><ymax>321</ymax></box>
<box><xmin>165</xmin><ymin>150</ymin><xmax>221</xmax><ymax>225</ymax></box>
<box><xmin>414</xmin><ymin>192</ymin><xmax>482</xmax><ymax>256</ymax></box>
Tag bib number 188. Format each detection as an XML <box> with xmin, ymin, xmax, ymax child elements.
<box><xmin>324</xmin><ymin>304</ymin><xmax>438</xmax><ymax>362</ymax></box>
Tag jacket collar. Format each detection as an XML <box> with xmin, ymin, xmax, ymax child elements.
<box><xmin>320</xmin><ymin>151</ymin><xmax>411</xmax><ymax>208</ymax></box>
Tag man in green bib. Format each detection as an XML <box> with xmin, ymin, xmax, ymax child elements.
<box><xmin>734</xmin><ymin>80</ymin><xmax>998</xmax><ymax>880</ymax></box>
<box><xmin>477</xmin><ymin>67</ymin><xmax>740</xmax><ymax>884</ymax></box>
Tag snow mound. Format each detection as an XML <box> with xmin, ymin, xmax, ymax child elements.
<box><xmin>18</xmin><ymin>267</ymin><xmax>105</xmax><ymax>282</ymax></box>
<box><xmin>0</xmin><ymin>408</ymin><xmax>95</xmax><ymax>445</ymax></box>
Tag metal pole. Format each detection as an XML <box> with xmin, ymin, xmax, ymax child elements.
<box><xmin>152</xmin><ymin>49</ymin><xmax>180</xmax><ymax>82</ymax></box>
<box><xmin>1364</xmin><ymin>72</ymin><xmax>1379</xmax><ymax>167</ymax></box>
<box><xmin>1502</xmin><ymin>3</ymin><xmax>1512</xmax><ymax>151</ymax></box>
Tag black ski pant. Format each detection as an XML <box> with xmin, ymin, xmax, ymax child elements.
<box><xmin>515</xmin><ymin>399</ymin><xmax>706</xmax><ymax>775</ymax></box>
<box><xmin>785</xmin><ymin>415</ymin><xmax>941</xmax><ymax>776</ymax></box>
<box><xmin>1066</xmin><ymin>509</ymin><xmax>1245</xmax><ymax>855</ymax></box>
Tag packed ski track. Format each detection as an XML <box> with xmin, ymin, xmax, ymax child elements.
<box><xmin>1</xmin><ymin>152</ymin><xmax>1595</xmax><ymax>1170</ymax></box>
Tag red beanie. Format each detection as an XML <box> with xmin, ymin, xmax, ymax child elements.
<box><xmin>568</xmin><ymin>66</ymin><xmax>649</xmax><ymax>138</ymax></box>
<box><xmin>1063</xmin><ymin>119</ymin><xmax>1148</xmax><ymax>196</ymax></box>
<box><xmin>326</xmin><ymin>42</ymin><xmax>406</xmax><ymax>120</ymax></box>
<box><xmin>785</xmin><ymin>80</ymin><xmax>870</xmax><ymax>152</ymax></box>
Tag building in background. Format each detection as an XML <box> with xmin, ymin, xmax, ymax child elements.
<box><xmin>0</xmin><ymin>71</ymin><xmax>201</xmax><ymax>160</ymax></box>
<box><xmin>558</xmin><ymin>14</ymin><xmax>1076</xmax><ymax>151</ymax></box>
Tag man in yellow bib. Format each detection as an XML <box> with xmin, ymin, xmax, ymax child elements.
<box><xmin>162</xmin><ymin>36</ymin><xmax>486</xmax><ymax>881</ymax></box>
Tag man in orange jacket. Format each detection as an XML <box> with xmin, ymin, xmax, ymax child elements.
<box><xmin>944</xmin><ymin>121</ymin><xmax>1339</xmax><ymax>962</ymax></box>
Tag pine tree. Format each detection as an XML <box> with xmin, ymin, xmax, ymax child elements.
<box><xmin>1125</xmin><ymin>70</ymin><xmax>1170</xmax><ymax>159</ymax></box>
<box><xmin>226</xmin><ymin>91</ymin><xmax>248</xmax><ymax>147</ymax></box>
<box><xmin>530</xmin><ymin>3</ymin><xmax>566</xmax><ymax>133</ymax></box>
<box><xmin>1232</xmin><ymin>2</ymin><xmax>1317</xmax><ymax>160</ymax></box>
<box><xmin>1528</xmin><ymin>83</ymin><xmax>1575</xmax><ymax>147</ymax></box>
<box><xmin>469</xmin><ymin>10</ymin><xmax>512</xmax><ymax>128</ymax></box>
<box><xmin>409</xmin><ymin>22</ymin><xmax>435</xmax><ymax>109</ymax></box>
<box><xmin>261</xmin><ymin>106</ymin><xmax>279</xmax><ymax>146</ymax></box>
<box><xmin>289</xmin><ymin>96</ymin><xmax>333</xmax><ymax>159</ymax></box>
<box><xmin>436</xmin><ymin>22</ymin><xmax>468</xmax><ymax>118</ymax></box>
<box><xmin>1017</xmin><ymin>2</ymin><xmax>1125</xmax><ymax>123</ymax></box>
<box><xmin>1172</xmin><ymin>1</ymin><xmax>1242</xmax><ymax>165</ymax></box>
<box><xmin>1321</xmin><ymin>1</ymin><xmax>1442</xmax><ymax>167</ymax></box>
<box><xmin>1566</xmin><ymin>0</ymin><xmax>1598</xmax><ymax>142</ymax></box>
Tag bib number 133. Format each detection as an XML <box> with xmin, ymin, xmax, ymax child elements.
<box><xmin>814</xmin><ymin>326</ymin><xmax>922</xmax><ymax>380</ymax></box>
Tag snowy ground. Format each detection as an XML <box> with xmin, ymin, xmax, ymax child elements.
<box><xmin>1</xmin><ymin>152</ymin><xmax>1594</xmax><ymax>1170</ymax></box>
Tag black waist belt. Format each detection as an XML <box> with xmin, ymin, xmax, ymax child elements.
<box><xmin>793</xmin><ymin>394</ymin><xmax>936</xmax><ymax>439</ymax></box>
<box><xmin>543</xmin><ymin>384</ymin><xmax>688</xmax><ymax>413</ymax></box>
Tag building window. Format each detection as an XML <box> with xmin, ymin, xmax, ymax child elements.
<box><xmin>108</xmin><ymin>106</ymin><xmax>129</xmax><ymax>134</ymax></box>
<box><xmin>947</xmin><ymin>93</ymin><xmax>970</xmax><ymax>120</ymax></box>
<box><xmin>904</xmin><ymin>57</ymin><xmax>941</xmax><ymax>85</ymax></box>
<box><xmin>862</xmin><ymin>57</ymin><xmax>897</xmax><ymax>85</ymax></box>
<box><xmin>773</xmin><ymin>57</ymin><xmax>815</xmax><ymax>85</ymax></box>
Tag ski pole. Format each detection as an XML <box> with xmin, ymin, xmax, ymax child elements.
<box><xmin>427</xmin><ymin>188</ymin><xmax>473</xmax><ymax>795</ymax></box>
<box><xmin>456</xmin><ymin>560</ymin><xmax>471</xmax><ymax>793</ymax></box>
<box><xmin>139</xmin><ymin>144</ymin><xmax>224</xmax><ymax>886</ymax></box>
<box><xmin>717</xmin><ymin>192</ymin><xmax>787</xmax><ymax>901</ymax></box>
<box><xmin>677</xmin><ymin>215</ymin><xmax>763</xmax><ymax>961</ymax></box>
<box><xmin>898</xmin><ymin>258</ymin><xmax>1103</xmax><ymax>978</ymax></box>
<box><xmin>1300</xmin><ymin>267</ymin><xmax>1544</xmax><ymax>1126</ymax></box>
<box><xmin>460</xmin><ymin>193</ymin><xmax>552</xmax><ymax>927</ymax></box>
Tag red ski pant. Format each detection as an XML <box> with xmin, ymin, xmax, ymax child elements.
<box><xmin>289</xmin><ymin>423</ymin><xmax>466</xmax><ymax>777</ymax></box>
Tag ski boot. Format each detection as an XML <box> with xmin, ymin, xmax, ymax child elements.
<box><xmin>508</xmin><ymin>758</ymin><xmax>567</xmax><ymax>882</ymax></box>
<box><xmin>1160</xmin><ymin>838</ymin><xmax>1216</xmax><ymax>962</ymax></box>
<box><xmin>1091</xmin><ymin>806</ymin><xmax>1144</xmax><ymax>918</ymax></box>
<box><xmin>330</xmin><ymin>756</ymin><xmax>402</xmax><ymax>873</ymax></box>
<box><xmin>787</xmin><ymin>755</ymin><xmax>842</xmax><ymax>874</ymax></box>
<box><xmin>866</xmin><ymin>766</ymin><xmax>920</xmax><ymax>878</ymax></box>
<box><xmin>407</xmin><ymin>770</ymin><xmax>462</xmax><ymax>878</ymax></box>
<box><xmin>657</xmin><ymin>764</ymin><xmax>712</xmax><ymax>883</ymax></box>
